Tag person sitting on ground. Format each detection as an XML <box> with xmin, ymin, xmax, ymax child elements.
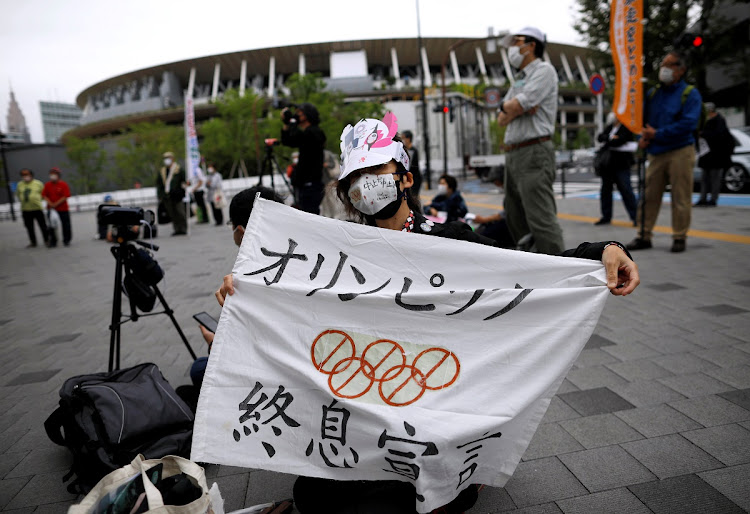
<box><xmin>424</xmin><ymin>174</ymin><xmax>468</xmax><ymax>222</ymax></box>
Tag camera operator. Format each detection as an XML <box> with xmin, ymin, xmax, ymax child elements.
<box><xmin>280</xmin><ymin>103</ymin><xmax>326</xmax><ymax>214</ymax></box>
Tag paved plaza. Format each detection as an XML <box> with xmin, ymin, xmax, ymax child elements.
<box><xmin>1</xmin><ymin>181</ymin><xmax>749</xmax><ymax>513</ymax></box>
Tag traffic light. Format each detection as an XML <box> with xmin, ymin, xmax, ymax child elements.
<box><xmin>674</xmin><ymin>32</ymin><xmax>704</xmax><ymax>51</ymax></box>
<box><xmin>691</xmin><ymin>35</ymin><xmax>703</xmax><ymax>48</ymax></box>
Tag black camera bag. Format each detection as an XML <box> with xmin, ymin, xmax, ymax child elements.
<box><xmin>44</xmin><ymin>363</ymin><xmax>194</xmax><ymax>494</ymax></box>
<box><xmin>124</xmin><ymin>274</ymin><xmax>157</xmax><ymax>312</ymax></box>
<box><xmin>127</xmin><ymin>246</ymin><xmax>164</xmax><ymax>286</ymax></box>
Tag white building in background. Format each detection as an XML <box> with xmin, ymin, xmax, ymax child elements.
<box><xmin>40</xmin><ymin>101</ymin><xmax>82</xmax><ymax>143</ymax></box>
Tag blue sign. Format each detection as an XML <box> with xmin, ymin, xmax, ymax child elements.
<box><xmin>589</xmin><ymin>74</ymin><xmax>605</xmax><ymax>95</ymax></box>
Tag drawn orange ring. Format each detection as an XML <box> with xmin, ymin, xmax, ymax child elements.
<box><xmin>378</xmin><ymin>364</ymin><xmax>427</xmax><ymax>407</ymax></box>
<box><xmin>328</xmin><ymin>356</ymin><xmax>375</xmax><ymax>399</ymax></box>
<box><xmin>360</xmin><ymin>339</ymin><xmax>407</xmax><ymax>382</ymax></box>
<box><xmin>311</xmin><ymin>330</ymin><xmax>355</xmax><ymax>375</ymax></box>
<box><xmin>412</xmin><ymin>347</ymin><xmax>461</xmax><ymax>390</ymax></box>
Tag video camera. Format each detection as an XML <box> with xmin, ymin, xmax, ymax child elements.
<box><xmin>264</xmin><ymin>138</ymin><xmax>280</xmax><ymax>147</ymax></box>
<box><xmin>98</xmin><ymin>205</ymin><xmax>155</xmax><ymax>242</ymax></box>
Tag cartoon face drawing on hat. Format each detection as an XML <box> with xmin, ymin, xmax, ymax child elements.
<box><xmin>338</xmin><ymin>113</ymin><xmax>410</xmax><ymax>180</ymax></box>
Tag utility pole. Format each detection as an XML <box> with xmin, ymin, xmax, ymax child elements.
<box><xmin>0</xmin><ymin>132</ymin><xmax>17</xmax><ymax>221</ymax></box>
<box><xmin>416</xmin><ymin>0</ymin><xmax>431</xmax><ymax>189</ymax></box>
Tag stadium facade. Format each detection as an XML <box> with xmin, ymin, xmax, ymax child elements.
<box><xmin>69</xmin><ymin>37</ymin><xmax>606</xmax><ymax>169</ymax></box>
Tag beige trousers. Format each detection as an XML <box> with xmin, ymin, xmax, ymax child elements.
<box><xmin>636</xmin><ymin>145</ymin><xmax>695</xmax><ymax>241</ymax></box>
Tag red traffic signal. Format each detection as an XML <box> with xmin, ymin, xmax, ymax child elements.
<box><xmin>443</xmin><ymin>106</ymin><xmax>449</xmax><ymax>113</ymax></box>
<box><xmin>692</xmin><ymin>36</ymin><xmax>703</xmax><ymax>47</ymax></box>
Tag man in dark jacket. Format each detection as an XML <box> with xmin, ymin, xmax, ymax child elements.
<box><xmin>595</xmin><ymin>114</ymin><xmax>638</xmax><ymax>225</ymax></box>
<box><xmin>281</xmin><ymin>103</ymin><xmax>326</xmax><ymax>214</ymax></box>
<box><xmin>696</xmin><ymin>103</ymin><xmax>734</xmax><ymax>206</ymax></box>
<box><xmin>156</xmin><ymin>151</ymin><xmax>187</xmax><ymax>235</ymax></box>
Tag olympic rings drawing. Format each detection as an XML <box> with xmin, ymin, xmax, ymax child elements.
<box><xmin>310</xmin><ymin>329</ymin><xmax>461</xmax><ymax>407</ymax></box>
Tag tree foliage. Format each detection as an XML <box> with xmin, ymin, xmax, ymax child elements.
<box><xmin>65</xmin><ymin>136</ymin><xmax>106</xmax><ymax>194</ymax></box>
<box><xmin>112</xmin><ymin>121</ymin><xmax>184</xmax><ymax>189</ymax></box>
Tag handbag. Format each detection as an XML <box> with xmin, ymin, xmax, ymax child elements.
<box><xmin>47</xmin><ymin>208</ymin><xmax>61</xmax><ymax>229</ymax></box>
<box><xmin>157</xmin><ymin>201</ymin><xmax>171</xmax><ymax>225</ymax></box>
<box><xmin>593</xmin><ymin>148</ymin><xmax>611</xmax><ymax>177</ymax></box>
<box><xmin>213</xmin><ymin>191</ymin><xmax>227</xmax><ymax>209</ymax></box>
<box><xmin>67</xmin><ymin>454</ymin><xmax>213</xmax><ymax>514</ymax></box>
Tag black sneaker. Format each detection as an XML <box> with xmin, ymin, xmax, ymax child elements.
<box><xmin>626</xmin><ymin>238</ymin><xmax>652</xmax><ymax>250</ymax></box>
<box><xmin>670</xmin><ymin>239</ymin><xmax>686</xmax><ymax>253</ymax></box>
<box><xmin>594</xmin><ymin>219</ymin><xmax>611</xmax><ymax>226</ymax></box>
<box><xmin>694</xmin><ymin>200</ymin><xmax>708</xmax><ymax>207</ymax></box>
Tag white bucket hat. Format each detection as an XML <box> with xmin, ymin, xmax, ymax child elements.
<box><xmin>338</xmin><ymin>113</ymin><xmax>410</xmax><ymax>180</ymax></box>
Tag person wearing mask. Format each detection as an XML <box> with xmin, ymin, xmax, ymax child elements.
<box><xmin>401</xmin><ymin>130</ymin><xmax>422</xmax><ymax>199</ymax></box>
<box><xmin>595</xmin><ymin>112</ymin><xmax>638</xmax><ymax>226</ymax></box>
<box><xmin>627</xmin><ymin>50</ymin><xmax>702</xmax><ymax>253</ymax></box>
<box><xmin>496</xmin><ymin>27</ymin><xmax>564</xmax><ymax>255</ymax></box>
<box><xmin>156</xmin><ymin>151</ymin><xmax>187</xmax><ymax>235</ymax></box>
<box><xmin>424</xmin><ymin>174</ymin><xmax>468</xmax><ymax>222</ymax></box>
<box><xmin>281</xmin><ymin>103</ymin><xmax>326</xmax><ymax>214</ymax></box>
<box><xmin>696</xmin><ymin>102</ymin><xmax>734</xmax><ymax>207</ymax></box>
<box><xmin>190</xmin><ymin>164</ymin><xmax>210</xmax><ymax>224</ymax></box>
<box><xmin>16</xmin><ymin>168</ymin><xmax>48</xmax><ymax>248</ymax></box>
<box><xmin>42</xmin><ymin>167</ymin><xmax>72</xmax><ymax>247</ymax></box>
<box><xmin>206</xmin><ymin>163</ymin><xmax>225</xmax><ymax>225</ymax></box>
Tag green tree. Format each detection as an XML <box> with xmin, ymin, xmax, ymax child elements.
<box><xmin>65</xmin><ymin>136</ymin><xmax>106</xmax><ymax>194</ymax></box>
<box><xmin>112</xmin><ymin>121</ymin><xmax>183</xmax><ymax>189</ymax></box>
<box><xmin>572</xmin><ymin>127</ymin><xmax>593</xmax><ymax>149</ymax></box>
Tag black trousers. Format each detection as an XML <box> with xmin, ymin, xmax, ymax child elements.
<box><xmin>193</xmin><ymin>191</ymin><xmax>209</xmax><ymax>223</ymax></box>
<box><xmin>210</xmin><ymin>201</ymin><xmax>223</xmax><ymax>225</ymax></box>
<box><xmin>22</xmin><ymin>210</ymin><xmax>48</xmax><ymax>245</ymax></box>
<box><xmin>48</xmin><ymin>210</ymin><xmax>72</xmax><ymax>246</ymax></box>
<box><xmin>295</xmin><ymin>182</ymin><xmax>324</xmax><ymax>215</ymax></box>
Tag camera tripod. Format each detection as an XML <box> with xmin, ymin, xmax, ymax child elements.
<box><xmin>108</xmin><ymin>238</ymin><xmax>196</xmax><ymax>372</ymax></box>
<box><xmin>260</xmin><ymin>142</ymin><xmax>294</xmax><ymax>196</ymax></box>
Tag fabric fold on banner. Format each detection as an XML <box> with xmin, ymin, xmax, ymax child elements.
<box><xmin>192</xmin><ymin>199</ymin><xmax>609</xmax><ymax>512</ymax></box>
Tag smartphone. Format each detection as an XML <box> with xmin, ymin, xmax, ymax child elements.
<box><xmin>193</xmin><ymin>312</ymin><xmax>219</xmax><ymax>334</ymax></box>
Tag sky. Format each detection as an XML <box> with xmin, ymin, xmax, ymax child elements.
<box><xmin>0</xmin><ymin>0</ymin><xmax>584</xmax><ymax>143</ymax></box>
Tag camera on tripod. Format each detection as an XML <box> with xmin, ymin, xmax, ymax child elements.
<box><xmin>281</xmin><ymin>103</ymin><xmax>298</xmax><ymax>125</ymax></box>
<box><xmin>264</xmin><ymin>138</ymin><xmax>280</xmax><ymax>147</ymax></box>
<box><xmin>98</xmin><ymin>205</ymin><xmax>156</xmax><ymax>242</ymax></box>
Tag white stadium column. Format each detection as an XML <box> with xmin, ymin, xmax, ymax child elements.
<box><xmin>559</xmin><ymin>53</ymin><xmax>575</xmax><ymax>83</ymax></box>
<box><xmin>187</xmin><ymin>67</ymin><xmax>196</xmax><ymax>99</ymax></box>
<box><xmin>450</xmin><ymin>50</ymin><xmax>461</xmax><ymax>85</ymax></box>
<box><xmin>500</xmin><ymin>48</ymin><xmax>515</xmax><ymax>86</ymax></box>
<box><xmin>299</xmin><ymin>53</ymin><xmax>306</xmax><ymax>76</ymax></box>
<box><xmin>268</xmin><ymin>56</ymin><xmax>276</xmax><ymax>98</ymax></box>
<box><xmin>574</xmin><ymin>55</ymin><xmax>589</xmax><ymax>84</ymax></box>
<box><xmin>476</xmin><ymin>47</ymin><xmax>488</xmax><ymax>84</ymax></box>
<box><xmin>211</xmin><ymin>63</ymin><xmax>221</xmax><ymax>101</ymax></box>
<box><xmin>240</xmin><ymin>60</ymin><xmax>247</xmax><ymax>97</ymax></box>
<box><xmin>420</xmin><ymin>46</ymin><xmax>432</xmax><ymax>88</ymax></box>
<box><xmin>390</xmin><ymin>47</ymin><xmax>401</xmax><ymax>89</ymax></box>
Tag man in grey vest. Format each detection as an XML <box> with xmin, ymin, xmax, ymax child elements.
<box><xmin>497</xmin><ymin>27</ymin><xmax>564</xmax><ymax>255</ymax></box>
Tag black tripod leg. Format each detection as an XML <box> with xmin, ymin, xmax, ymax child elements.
<box><xmin>153</xmin><ymin>285</ymin><xmax>198</xmax><ymax>360</ymax></box>
<box><xmin>109</xmin><ymin>246</ymin><xmax>125</xmax><ymax>372</ymax></box>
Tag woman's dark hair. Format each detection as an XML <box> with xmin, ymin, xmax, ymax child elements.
<box><xmin>20</xmin><ymin>168</ymin><xmax>33</xmax><ymax>177</ymax></box>
<box><xmin>526</xmin><ymin>36</ymin><xmax>545</xmax><ymax>59</ymax></box>
<box><xmin>229</xmin><ymin>185</ymin><xmax>285</xmax><ymax>228</ymax></box>
<box><xmin>298</xmin><ymin>103</ymin><xmax>320</xmax><ymax>125</ymax></box>
<box><xmin>335</xmin><ymin>135</ymin><xmax>421</xmax><ymax>224</ymax></box>
<box><xmin>440</xmin><ymin>174</ymin><xmax>457</xmax><ymax>192</ymax></box>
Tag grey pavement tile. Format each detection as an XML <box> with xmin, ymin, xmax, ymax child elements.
<box><xmin>4</xmin><ymin>472</ymin><xmax>77</xmax><ymax>509</ymax></box>
<box><xmin>621</xmin><ymin>434</ymin><xmax>723</xmax><ymax>479</ymax></box>
<box><xmin>651</xmin><ymin>353</ymin><xmax>719</xmax><ymax>374</ymax></box>
<box><xmin>0</xmin><ymin>426</ymin><xmax>31</xmax><ymax>454</ymax></box>
<box><xmin>0</xmin><ymin>451</ymin><xmax>29</xmax><ymax>480</ymax></box>
<box><xmin>628</xmin><ymin>473</ymin><xmax>744</xmax><ymax>514</ymax></box>
<box><xmin>465</xmin><ymin>485</ymin><xmax>516</xmax><ymax>513</ymax></box>
<box><xmin>609</xmin><ymin>379</ymin><xmax>687</xmax><ymax>407</ymax></box>
<box><xmin>2</xmin><ymin>507</ymin><xmax>36</xmax><ymax>514</ymax></box>
<box><xmin>33</xmin><ymin>501</ymin><xmax>78</xmax><ymax>514</ymax></box>
<box><xmin>5</xmin><ymin>448</ymin><xmax>72</xmax><ymax>478</ymax></box>
<box><xmin>606</xmin><ymin>359</ymin><xmax>673</xmax><ymax>382</ymax></box>
<box><xmin>738</xmin><ymin>280</ymin><xmax>750</xmax><ymax>287</ymax></box>
<box><xmin>658</xmin><ymin>372</ymin><xmax>735</xmax><ymax>398</ymax></box>
<box><xmin>555</xmin><ymin>380</ymin><xmax>579</xmax><ymax>394</ymax></box>
<box><xmin>10</xmin><ymin>426</ymin><xmax>58</xmax><ymax>453</ymax></box>
<box><xmin>565</xmin><ymin>366</ymin><xmax>628</xmax><ymax>390</ymax></box>
<box><xmin>542</xmin><ymin>397</ymin><xmax>580</xmax><ymax>424</ymax></box>
<box><xmin>615</xmin><ymin>404</ymin><xmax>703</xmax><ymax>437</ymax></box>
<box><xmin>29</xmin><ymin>292</ymin><xmax>54</xmax><ymax>298</ymax></box>
<box><xmin>558</xmin><ymin>446</ymin><xmax>655</xmax><ymax>493</ymax></box>
<box><xmin>682</xmin><ymin>424</ymin><xmax>750</xmax><ymax>466</ymax></box>
<box><xmin>522</xmin><ymin>423</ymin><xmax>584</xmax><ymax>461</ymax></box>
<box><xmin>699</xmin><ymin>463</ymin><xmax>750</xmax><ymax>511</ymax></box>
<box><xmin>209</xmin><ymin>472</ymin><xmax>250</xmax><ymax>512</ymax></box>
<box><xmin>646</xmin><ymin>282</ymin><xmax>686</xmax><ymax>291</ymax></box>
<box><xmin>697</xmin><ymin>304</ymin><xmax>749</xmax><ymax>316</ymax></box>
<box><xmin>504</xmin><ymin>457</ymin><xmax>587</xmax><ymax>508</ymax></box>
<box><xmin>5</xmin><ymin>369</ymin><xmax>62</xmax><ymax>387</ymax></box>
<box><xmin>583</xmin><ymin>334</ymin><xmax>616</xmax><ymax>350</ymax></box>
<box><xmin>705</xmin><ymin>366</ymin><xmax>750</xmax><ymax>389</ymax></box>
<box><xmin>719</xmin><ymin>388</ymin><xmax>750</xmax><ymax>411</ymax></box>
<box><xmin>694</xmin><ymin>347</ymin><xmax>750</xmax><ymax>368</ymax></box>
<box><xmin>505</xmin><ymin>503</ymin><xmax>562</xmax><ymax>514</ymax></box>
<box><xmin>0</xmin><ymin>477</ymin><xmax>31</xmax><ymax>510</ymax></box>
<box><xmin>556</xmin><ymin>487</ymin><xmax>652</xmax><ymax>514</ymax></box>
<box><xmin>560</xmin><ymin>413</ymin><xmax>643</xmax><ymax>449</ymax></box>
<box><xmin>718</xmin><ymin>326</ymin><xmax>750</xmax><ymax>344</ymax></box>
<box><xmin>0</xmin><ymin>319</ymin><xmax>13</xmax><ymax>326</ymax></box>
<box><xmin>244</xmin><ymin>469</ymin><xmax>297</xmax><ymax>509</ymax></box>
<box><xmin>572</xmin><ymin>349</ymin><xmax>619</xmax><ymax>368</ymax></box>
<box><xmin>38</xmin><ymin>333</ymin><xmax>82</xmax><ymax>345</ymax></box>
<box><xmin>738</xmin><ymin>343</ymin><xmax>750</xmax><ymax>355</ymax></box>
<box><xmin>557</xmin><ymin>387</ymin><xmax>635</xmax><ymax>416</ymax></box>
<box><xmin>601</xmin><ymin>342</ymin><xmax>661</xmax><ymax>362</ymax></box>
<box><xmin>669</xmin><ymin>395</ymin><xmax>750</xmax><ymax>427</ymax></box>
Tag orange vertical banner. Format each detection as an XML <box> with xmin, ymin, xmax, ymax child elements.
<box><xmin>610</xmin><ymin>0</ymin><xmax>643</xmax><ymax>134</ymax></box>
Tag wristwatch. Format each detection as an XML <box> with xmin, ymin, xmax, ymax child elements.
<box><xmin>498</xmin><ymin>102</ymin><xmax>506</xmax><ymax>114</ymax></box>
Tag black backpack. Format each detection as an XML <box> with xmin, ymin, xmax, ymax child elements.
<box><xmin>44</xmin><ymin>363</ymin><xmax>195</xmax><ymax>494</ymax></box>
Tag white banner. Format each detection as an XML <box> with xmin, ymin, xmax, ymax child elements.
<box><xmin>192</xmin><ymin>199</ymin><xmax>609</xmax><ymax>512</ymax></box>
<box><xmin>184</xmin><ymin>96</ymin><xmax>201</xmax><ymax>191</ymax></box>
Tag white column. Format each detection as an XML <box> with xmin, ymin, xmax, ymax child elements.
<box><xmin>390</xmin><ymin>47</ymin><xmax>401</xmax><ymax>89</ymax></box>
<box><xmin>500</xmin><ymin>48</ymin><xmax>515</xmax><ymax>86</ymax></box>
<box><xmin>574</xmin><ymin>55</ymin><xmax>589</xmax><ymax>84</ymax></box>
<box><xmin>420</xmin><ymin>46</ymin><xmax>432</xmax><ymax>88</ymax></box>
<box><xmin>475</xmin><ymin>47</ymin><xmax>488</xmax><ymax>84</ymax></box>
<box><xmin>298</xmin><ymin>53</ymin><xmax>306</xmax><ymax>76</ymax></box>
<box><xmin>267</xmin><ymin>56</ymin><xmax>276</xmax><ymax>98</ymax></box>
<box><xmin>599</xmin><ymin>68</ymin><xmax>609</xmax><ymax>83</ymax></box>
<box><xmin>559</xmin><ymin>53</ymin><xmax>575</xmax><ymax>83</ymax></box>
<box><xmin>211</xmin><ymin>63</ymin><xmax>221</xmax><ymax>101</ymax></box>
<box><xmin>239</xmin><ymin>60</ymin><xmax>247</xmax><ymax>97</ymax></box>
<box><xmin>543</xmin><ymin>50</ymin><xmax>552</xmax><ymax>64</ymax></box>
<box><xmin>449</xmin><ymin>50</ymin><xmax>461</xmax><ymax>84</ymax></box>
<box><xmin>187</xmin><ymin>67</ymin><xmax>196</xmax><ymax>99</ymax></box>
<box><xmin>560</xmin><ymin>109</ymin><xmax>567</xmax><ymax>148</ymax></box>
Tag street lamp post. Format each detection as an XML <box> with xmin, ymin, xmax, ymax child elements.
<box><xmin>416</xmin><ymin>0</ymin><xmax>432</xmax><ymax>190</ymax></box>
<box><xmin>0</xmin><ymin>132</ymin><xmax>17</xmax><ymax>221</ymax></box>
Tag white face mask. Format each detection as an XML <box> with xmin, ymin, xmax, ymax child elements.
<box><xmin>508</xmin><ymin>45</ymin><xmax>526</xmax><ymax>68</ymax></box>
<box><xmin>208</xmin><ymin>167</ymin><xmax>215</xmax><ymax>174</ymax></box>
<box><xmin>658</xmin><ymin>66</ymin><xmax>674</xmax><ymax>84</ymax></box>
<box><xmin>348</xmin><ymin>173</ymin><xmax>400</xmax><ymax>217</ymax></box>
<box><xmin>437</xmin><ymin>184</ymin><xmax>448</xmax><ymax>194</ymax></box>
<box><xmin>164</xmin><ymin>158</ymin><xmax>173</xmax><ymax>167</ymax></box>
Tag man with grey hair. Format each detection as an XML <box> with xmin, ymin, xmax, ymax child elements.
<box><xmin>696</xmin><ymin>102</ymin><xmax>733</xmax><ymax>207</ymax></box>
<box><xmin>497</xmin><ymin>27</ymin><xmax>564</xmax><ymax>255</ymax></box>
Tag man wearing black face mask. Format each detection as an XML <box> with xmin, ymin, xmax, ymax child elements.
<box><xmin>496</xmin><ymin>27</ymin><xmax>563</xmax><ymax>255</ymax></box>
<box><xmin>281</xmin><ymin>103</ymin><xmax>326</xmax><ymax>215</ymax></box>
